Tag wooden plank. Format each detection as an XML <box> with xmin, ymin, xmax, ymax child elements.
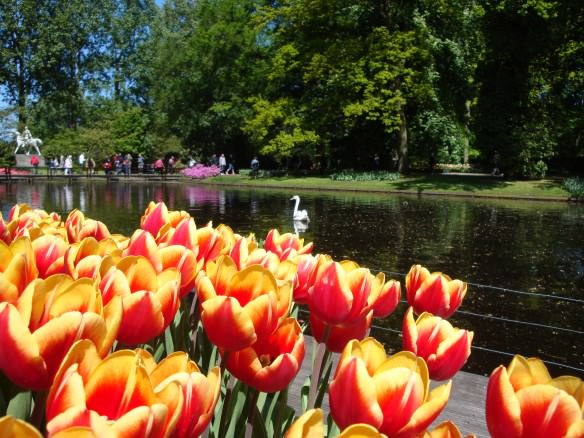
<box><xmin>290</xmin><ymin>336</ymin><xmax>489</xmax><ymax>437</ymax></box>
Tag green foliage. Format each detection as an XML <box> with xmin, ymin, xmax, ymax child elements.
<box><xmin>562</xmin><ymin>177</ymin><xmax>584</xmax><ymax>200</ymax></box>
<box><xmin>329</xmin><ymin>170</ymin><xmax>401</xmax><ymax>182</ymax></box>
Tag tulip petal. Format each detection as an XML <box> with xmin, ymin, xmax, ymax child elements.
<box><xmin>338</xmin><ymin>423</ymin><xmax>388</xmax><ymax>437</ymax></box>
<box><xmin>285</xmin><ymin>409</ymin><xmax>324</xmax><ymax>438</ymax></box>
<box><xmin>0</xmin><ymin>415</ymin><xmax>43</xmax><ymax>438</ymax></box>
<box><xmin>118</xmin><ymin>291</ymin><xmax>164</xmax><ymax>344</ymax></box>
<box><xmin>393</xmin><ymin>380</ymin><xmax>452</xmax><ymax>438</ymax></box>
<box><xmin>485</xmin><ymin>365</ymin><xmax>523</xmax><ymax>438</ymax></box>
<box><xmin>516</xmin><ymin>384</ymin><xmax>582</xmax><ymax>438</ymax></box>
<box><xmin>85</xmin><ymin>351</ymin><xmax>157</xmax><ymax>420</ymax></box>
<box><xmin>330</xmin><ymin>356</ymin><xmax>384</xmax><ymax>431</ymax></box>
<box><xmin>0</xmin><ymin>302</ymin><xmax>48</xmax><ymax>389</ymax></box>
<box><xmin>112</xmin><ymin>404</ymin><xmax>169</xmax><ymax>438</ymax></box>
<box><xmin>201</xmin><ymin>296</ymin><xmax>256</xmax><ymax>351</ymax></box>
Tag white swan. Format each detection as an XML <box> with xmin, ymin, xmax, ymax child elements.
<box><xmin>290</xmin><ymin>195</ymin><xmax>310</xmax><ymax>222</ymax></box>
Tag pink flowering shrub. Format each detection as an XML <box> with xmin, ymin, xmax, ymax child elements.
<box><xmin>182</xmin><ymin>163</ymin><xmax>221</xmax><ymax>179</ymax></box>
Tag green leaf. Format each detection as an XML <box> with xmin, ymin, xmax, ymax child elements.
<box><xmin>6</xmin><ymin>390</ymin><xmax>33</xmax><ymax>420</ymax></box>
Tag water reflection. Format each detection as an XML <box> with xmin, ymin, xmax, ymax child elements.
<box><xmin>1</xmin><ymin>180</ymin><xmax>583</xmax><ymax>377</ymax></box>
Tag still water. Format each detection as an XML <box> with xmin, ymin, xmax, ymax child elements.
<box><xmin>1</xmin><ymin>180</ymin><xmax>583</xmax><ymax>377</ymax></box>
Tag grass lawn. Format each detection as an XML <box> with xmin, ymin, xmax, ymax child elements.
<box><xmin>195</xmin><ymin>173</ymin><xmax>570</xmax><ymax>200</ymax></box>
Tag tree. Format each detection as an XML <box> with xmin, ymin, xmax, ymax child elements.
<box><xmin>0</xmin><ymin>0</ymin><xmax>44</xmax><ymax>126</ymax></box>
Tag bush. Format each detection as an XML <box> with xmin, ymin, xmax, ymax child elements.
<box><xmin>563</xmin><ymin>177</ymin><xmax>584</xmax><ymax>200</ymax></box>
<box><xmin>182</xmin><ymin>164</ymin><xmax>221</xmax><ymax>179</ymax></box>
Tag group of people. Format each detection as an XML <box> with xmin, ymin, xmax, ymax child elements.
<box><xmin>209</xmin><ymin>153</ymin><xmax>236</xmax><ymax>174</ymax></box>
<box><xmin>45</xmin><ymin>154</ymin><xmax>96</xmax><ymax>176</ymax></box>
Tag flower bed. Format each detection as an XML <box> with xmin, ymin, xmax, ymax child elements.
<box><xmin>0</xmin><ymin>202</ymin><xmax>581</xmax><ymax>437</ymax></box>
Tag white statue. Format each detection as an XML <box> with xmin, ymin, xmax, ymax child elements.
<box><xmin>11</xmin><ymin>126</ymin><xmax>42</xmax><ymax>155</ymax></box>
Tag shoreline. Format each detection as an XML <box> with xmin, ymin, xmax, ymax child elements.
<box><xmin>1</xmin><ymin>172</ymin><xmax>575</xmax><ymax>203</ymax></box>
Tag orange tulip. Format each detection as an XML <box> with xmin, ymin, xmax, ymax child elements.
<box><xmin>402</xmin><ymin>307</ymin><xmax>473</xmax><ymax>380</ymax></box>
<box><xmin>0</xmin><ymin>416</ymin><xmax>42</xmax><ymax>437</ymax></box>
<box><xmin>46</xmin><ymin>341</ymin><xmax>183</xmax><ymax>438</ymax></box>
<box><xmin>264</xmin><ymin>229</ymin><xmax>313</xmax><ymax>261</ymax></box>
<box><xmin>195</xmin><ymin>223</ymin><xmax>234</xmax><ymax>267</ymax></box>
<box><xmin>225</xmin><ymin>317</ymin><xmax>305</xmax><ymax>392</ymax></box>
<box><xmin>98</xmin><ymin>255</ymin><xmax>180</xmax><ymax>344</ymax></box>
<box><xmin>329</xmin><ymin>338</ymin><xmax>451</xmax><ymax>438</ymax></box>
<box><xmin>196</xmin><ymin>255</ymin><xmax>291</xmax><ymax>351</ymax></box>
<box><xmin>0</xmin><ymin>275</ymin><xmax>121</xmax><ymax>390</ymax></box>
<box><xmin>486</xmin><ymin>355</ymin><xmax>584</xmax><ymax>438</ymax></box>
<box><xmin>229</xmin><ymin>233</ymin><xmax>259</xmax><ymax>270</ymax></box>
<box><xmin>310</xmin><ymin>309</ymin><xmax>373</xmax><ymax>353</ymax></box>
<box><xmin>285</xmin><ymin>409</ymin><xmax>324</xmax><ymax>438</ymax></box>
<box><xmin>405</xmin><ymin>265</ymin><xmax>467</xmax><ymax>318</ymax></box>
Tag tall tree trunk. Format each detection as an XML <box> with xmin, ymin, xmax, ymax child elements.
<box><xmin>398</xmin><ymin>107</ymin><xmax>409</xmax><ymax>174</ymax></box>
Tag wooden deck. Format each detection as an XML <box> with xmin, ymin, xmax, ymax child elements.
<box><xmin>291</xmin><ymin>337</ymin><xmax>489</xmax><ymax>437</ymax></box>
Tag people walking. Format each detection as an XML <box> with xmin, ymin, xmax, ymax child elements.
<box><xmin>64</xmin><ymin>155</ymin><xmax>73</xmax><ymax>175</ymax></box>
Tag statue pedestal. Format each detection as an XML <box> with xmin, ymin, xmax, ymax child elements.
<box><xmin>15</xmin><ymin>154</ymin><xmax>45</xmax><ymax>167</ymax></box>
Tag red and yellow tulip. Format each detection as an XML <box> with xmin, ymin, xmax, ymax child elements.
<box><xmin>306</xmin><ymin>260</ymin><xmax>400</xmax><ymax>351</ymax></box>
<box><xmin>98</xmin><ymin>255</ymin><xmax>180</xmax><ymax>344</ymax></box>
<box><xmin>196</xmin><ymin>255</ymin><xmax>292</xmax><ymax>351</ymax></box>
<box><xmin>0</xmin><ymin>275</ymin><xmax>121</xmax><ymax>389</ymax></box>
<box><xmin>402</xmin><ymin>307</ymin><xmax>473</xmax><ymax>380</ymax></box>
<box><xmin>405</xmin><ymin>265</ymin><xmax>467</xmax><ymax>319</ymax></box>
<box><xmin>264</xmin><ymin>229</ymin><xmax>313</xmax><ymax>261</ymax></box>
<box><xmin>329</xmin><ymin>338</ymin><xmax>451</xmax><ymax>438</ymax></box>
<box><xmin>46</xmin><ymin>341</ymin><xmax>182</xmax><ymax>438</ymax></box>
<box><xmin>486</xmin><ymin>355</ymin><xmax>584</xmax><ymax>438</ymax></box>
<box><xmin>65</xmin><ymin>209</ymin><xmax>111</xmax><ymax>243</ymax></box>
<box><xmin>225</xmin><ymin>317</ymin><xmax>305</xmax><ymax>392</ymax></box>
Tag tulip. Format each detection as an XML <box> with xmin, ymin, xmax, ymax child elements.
<box><xmin>46</xmin><ymin>341</ymin><xmax>183</xmax><ymax>438</ymax></box>
<box><xmin>98</xmin><ymin>255</ymin><xmax>180</xmax><ymax>344</ymax></box>
<box><xmin>124</xmin><ymin>229</ymin><xmax>163</xmax><ymax>272</ymax></box>
<box><xmin>402</xmin><ymin>307</ymin><xmax>473</xmax><ymax>380</ymax></box>
<box><xmin>292</xmin><ymin>253</ymin><xmax>326</xmax><ymax>305</ymax></box>
<box><xmin>229</xmin><ymin>233</ymin><xmax>259</xmax><ymax>270</ymax></box>
<box><xmin>141</xmin><ymin>201</ymin><xmax>171</xmax><ymax>238</ymax></box>
<box><xmin>7</xmin><ymin>204</ymin><xmax>61</xmax><ymax>241</ymax></box>
<box><xmin>264</xmin><ymin>228</ymin><xmax>313</xmax><ymax>261</ymax></box>
<box><xmin>405</xmin><ymin>265</ymin><xmax>467</xmax><ymax>318</ymax></box>
<box><xmin>225</xmin><ymin>317</ymin><xmax>305</xmax><ymax>392</ymax></box>
<box><xmin>285</xmin><ymin>409</ymin><xmax>324</xmax><ymax>438</ymax></box>
<box><xmin>419</xmin><ymin>421</ymin><xmax>472</xmax><ymax>438</ymax></box>
<box><xmin>32</xmin><ymin>234</ymin><xmax>69</xmax><ymax>278</ymax></box>
<box><xmin>148</xmin><ymin>352</ymin><xmax>221</xmax><ymax>438</ymax></box>
<box><xmin>195</xmin><ymin>223</ymin><xmax>234</xmax><ymax>267</ymax></box>
<box><xmin>329</xmin><ymin>338</ymin><xmax>451</xmax><ymax>438</ymax></box>
<box><xmin>486</xmin><ymin>355</ymin><xmax>584</xmax><ymax>438</ymax></box>
<box><xmin>310</xmin><ymin>309</ymin><xmax>373</xmax><ymax>353</ymax></box>
<box><xmin>0</xmin><ymin>416</ymin><xmax>42</xmax><ymax>438</ymax></box>
<box><xmin>0</xmin><ymin>275</ymin><xmax>121</xmax><ymax>390</ymax></box>
<box><xmin>65</xmin><ymin>209</ymin><xmax>110</xmax><ymax>243</ymax></box>
<box><xmin>196</xmin><ymin>255</ymin><xmax>291</xmax><ymax>351</ymax></box>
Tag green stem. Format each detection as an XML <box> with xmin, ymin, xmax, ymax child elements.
<box><xmin>274</xmin><ymin>387</ymin><xmax>288</xmax><ymax>438</ymax></box>
<box><xmin>218</xmin><ymin>356</ymin><xmax>234</xmax><ymax>438</ymax></box>
<box><xmin>29</xmin><ymin>390</ymin><xmax>47</xmax><ymax>431</ymax></box>
<box><xmin>307</xmin><ymin>325</ymin><xmax>331</xmax><ymax>410</ymax></box>
<box><xmin>244</xmin><ymin>387</ymin><xmax>259</xmax><ymax>438</ymax></box>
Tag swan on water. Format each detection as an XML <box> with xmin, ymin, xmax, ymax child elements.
<box><xmin>290</xmin><ymin>195</ymin><xmax>310</xmax><ymax>222</ymax></box>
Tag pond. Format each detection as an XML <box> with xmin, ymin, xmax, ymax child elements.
<box><xmin>1</xmin><ymin>179</ymin><xmax>583</xmax><ymax>378</ymax></box>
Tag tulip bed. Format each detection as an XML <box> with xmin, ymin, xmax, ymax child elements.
<box><xmin>0</xmin><ymin>202</ymin><xmax>582</xmax><ymax>438</ymax></box>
